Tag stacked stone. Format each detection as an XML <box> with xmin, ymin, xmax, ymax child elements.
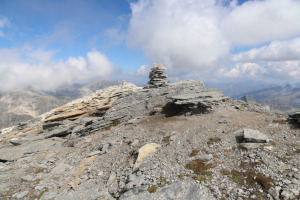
<box><xmin>145</xmin><ymin>63</ymin><xmax>168</xmax><ymax>88</ymax></box>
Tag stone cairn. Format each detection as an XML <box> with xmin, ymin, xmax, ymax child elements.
<box><xmin>144</xmin><ymin>63</ymin><xmax>168</xmax><ymax>88</ymax></box>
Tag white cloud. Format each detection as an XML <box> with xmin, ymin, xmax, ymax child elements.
<box><xmin>136</xmin><ymin>65</ymin><xmax>149</xmax><ymax>76</ymax></box>
<box><xmin>232</xmin><ymin>37</ymin><xmax>300</xmax><ymax>62</ymax></box>
<box><xmin>127</xmin><ymin>0</ymin><xmax>300</xmax><ymax>83</ymax></box>
<box><xmin>0</xmin><ymin>48</ymin><xmax>114</xmax><ymax>91</ymax></box>
<box><xmin>221</xmin><ymin>63</ymin><xmax>266</xmax><ymax>78</ymax></box>
<box><xmin>127</xmin><ymin>0</ymin><xmax>231</xmax><ymax>72</ymax></box>
<box><xmin>219</xmin><ymin>61</ymin><xmax>300</xmax><ymax>82</ymax></box>
<box><xmin>221</xmin><ymin>0</ymin><xmax>300</xmax><ymax>45</ymax></box>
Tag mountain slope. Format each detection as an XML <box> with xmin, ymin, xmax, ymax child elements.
<box><xmin>238</xmin><ymin>85</ymin><xmax>300</xmax><ymax>109</ymax></box>
<box><xmin>0</xmin><ymin>90</ymin><xmax>71</xmax><ymax>128</ymax></box>
<box><xmin>0</xmin><ymin>80</ymin><xmax>299</xmax><ymax>200</ymax></box>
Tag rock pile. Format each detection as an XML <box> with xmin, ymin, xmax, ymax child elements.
<box><xmin>145</xmin><ymin>63</ymin><xmax>168</xmax><ymax>88</ymax></box>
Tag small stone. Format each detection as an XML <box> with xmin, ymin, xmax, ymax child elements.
<box><xmin>131</xmin><ymin>139</ymin><xmax>139</xmax><ymax>147</ymax></box>
<box><xmin>291</xmin><ymin>178</ymin><xmax>299</xmax><ymax>184</ymax></box>
<box><xmin>107</xmin><ymin>172</ymin><xmax>116</xmax><ymax>187</ymax></box>
<box><xmin>87</xmin><ymin>151</ymin><xmax>101</xmax><ymax>157</ymax></box>
<box><xmin>283</xmin><ymin>179</ymin><xmax>292</xmax><ymax>185</ymax></box>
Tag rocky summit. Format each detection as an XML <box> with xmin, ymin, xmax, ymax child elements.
<box><xmin>0</xmin><ymin>65</ymin><xmax>300</xmax><ymax>200</ymax></box>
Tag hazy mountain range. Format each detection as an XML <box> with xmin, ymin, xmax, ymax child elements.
<box><xmin>0</xmin><ymin>80</ymin><xmax>119</xmax><ymax>129</ymax></box>
<box><xmin>237</xmin><ymin>84</ymin><xmax>300</xmax><ymax>109</ymax></box>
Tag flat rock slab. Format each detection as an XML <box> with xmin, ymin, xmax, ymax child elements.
<box><xmin>242</xmin><ymin>128</ymin><xmax>269</xmax><ymax>143</ymax></box>
<box><xmin>119</xmin><ymin>181</ymin><xmax>216</xmax><ymax>200</ymax></box>
<box><xmin>0</xmin><ymin>139</ymin><xmax>61</xmax><ymax>161</ymax></box>
<box><xmin>44</xmin><ymin>110</ymin><xmax>86</xmax><ymax>122</ymax></box>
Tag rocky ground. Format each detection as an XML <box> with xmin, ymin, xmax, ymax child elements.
<box><xmin>0</xmin><ymin>80</ymin><xmax>299</xmax><ymax>200</ymax></box>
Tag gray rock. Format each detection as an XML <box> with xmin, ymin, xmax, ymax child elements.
<box><xmin>87</xmin><ymin>151</ymin><xmax>101</xmax><ymax>157</ymax></box>
<box><xmin>107</xmin><ymin>171</ymin><xmax>117</xmax><ymax>187</ymax></box>
<box><xmin>269</xmin><ymin>186</ymin><xmax>281</xmax><ymax>200</ymax></box>
<box><xmin>9</xmin><ymin>138</ymin><xmax>30</xmax><ymax>146</ymax></box>
<box><xmin>104</xmin><ymin>80</ymin><xmax>206</xmax><ymax>123</ymax></box>
<box><xmin>242</xmin><ymin>128</ymin><xmax>269</xmax><ymax>143</ymax></box>
<box><xmin>12</xmin><ymin>191</ymin><xmax>29</xmax><ymax>199</ymax></box>
<box><xmin>0</xmin><ymin>139</ymin><xmax>60</xmax><ymax>161</ymax></box>
<box><xmin>43</xmin><ymin>122</ymin><xmax>63</xmax><ymax>131</ymax></box>
<box><xmin>119</xmin><ymin>181</ymin><xmax>216</xmax><ymax>200</ymax></box>
<box><xmin>55</xmin><ymin>179</ymin><xmax>108</xmax><ymax>200</ymax></box>
<box><xmin>45</xmin><ymin>125</ymin><xmax>75</xmax><ymax>138</ymax></box>
<box><xmin>171</xmin><ymin>90</ymin><xmax>229</xmax><ymax>114</ymax></box>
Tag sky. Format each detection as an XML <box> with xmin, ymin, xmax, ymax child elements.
<box><xmin>0</xmin><ymin>0</ymin><xmax>300</xmax><ymax>91</ymax></box>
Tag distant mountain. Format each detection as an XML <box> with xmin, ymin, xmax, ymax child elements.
<box><xmin>205</xmin><ymin>80</ymin><xmax>277</xmax><ymax>98</ymax></box>
<box><xmin>238</xmin><ymin>84</ymin><xmax>300</xmax><ymax>109</ymax></box>
<box><xmin>0</xmin><ymin>90</ymin><xmax>71</xmax><ymax>129</ymax></box>
<box><xmin>48</xmin><ymin>80</ymin><xmax>120</xmax><ymax>99</ymax></box>
<box><xmin>0</xmin><ymin>80</ymin><xmax>119</xmax><ymax>129</ymax></box>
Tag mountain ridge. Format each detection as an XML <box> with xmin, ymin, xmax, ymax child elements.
<box><xmin>0</xmin><ymin>74</ymin><xmax>299</xmax><ymax>200</ymax></box>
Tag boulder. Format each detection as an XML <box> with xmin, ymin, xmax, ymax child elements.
<box><xmin>242</xmin><ymin>128</ymin><xmax>269</xmax><ymax>143</ymax></box>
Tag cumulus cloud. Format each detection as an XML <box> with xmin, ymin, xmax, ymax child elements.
<box><xmin>221</xmin><ymin>0</ymin><xmax>300</xmax><ymax>45</ymax></box>
<box><xmin>220</xmin><ymin>63</ymin><xmax>267</xmax><ymax>78</ymax></box>
<box><xmin>0</xmin><ymin>48</ymin><xmax>114</xmax><ymax>91</ymax></box>
<box><xmin>219</xmin><ymin>61</ymin><xmax>300</xmax><ymax>82</ymax></box>
<box><xmin>127</xmin><ymin>0</ymin><xmax>300</xmax><ymax>83</ymax></box>
<box><xmin>232</xmin><ymin>37</ymin><xmax>300</xmax><ymax>62</ymax></box>
<box><xmin>127</xmin><ymin>0</ymin><xmax>231</xmax><ymax>72</ymax></box>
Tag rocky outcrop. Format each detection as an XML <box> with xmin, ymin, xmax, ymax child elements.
<box><xmin>103</xmin><ymin>80</ymin><xmax>222</xmax><ymax>123</ymax></box>
<box><xmin>41</xmin><ymin>81</ymin><xmax>141</xmax><ymax>123</ymax></box>
<box><xmin>145</xmin><ymin>63</ymin><xmax>168</xmax><ymax>89</ymax></box>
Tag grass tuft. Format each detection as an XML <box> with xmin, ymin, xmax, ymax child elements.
<box><xmin>185</xmin><ymin>159</ymin><xmax>214</xmax><ymax>180</ymax></box>
<box><xmin>147</xmin><ymin>185</ymin><xmax>158</xmax><ymax>193</ymax></box>
<box><xmin>189</xmin><ymin>149</ymin><xmax>200</xmax><ymax>157</ymax></box>
<box><xmin>207</xmin><ymin>137</ymin><xmax>221</xmax><ymax>145</ymax></box>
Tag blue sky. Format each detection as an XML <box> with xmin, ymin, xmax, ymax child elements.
<box><xmin>0</xmin><ymin>0</ymin><xmax>300</xmax><ymax>91</ymax></box>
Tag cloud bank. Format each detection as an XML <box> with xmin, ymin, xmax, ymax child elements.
<box><xmin>0</xmin><ymin>47</ymin><xmax>114</xmax><ymax>91</ymax></box>
<box><xmin>127</xmin><ymin>0</ymin><xmax>300</xmax><ymax>82</ymax></box>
